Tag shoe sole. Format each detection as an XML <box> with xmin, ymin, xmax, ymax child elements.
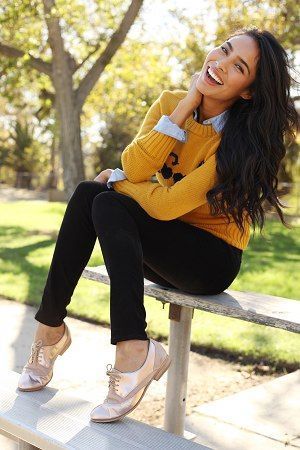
<box><xmin>18</xmin><ymin>336</ymin><xmax>72</xmax><ymax>392</ymax></box>
<box><xmin>90</xmin><ymin>354</ymin><xmax>172</xmax><ymax>423</ymax></box>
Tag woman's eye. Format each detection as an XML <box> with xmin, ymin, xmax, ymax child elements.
<box><xmin>221</xmin><ymin>46</ymin><xmax>244</xmax><ymax>73</ymax></box>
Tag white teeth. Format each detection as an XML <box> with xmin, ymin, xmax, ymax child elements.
<box><xmin>208</xmin><ymin>67</ymin><xmax>223</xmax><ymax>85</ymax></box>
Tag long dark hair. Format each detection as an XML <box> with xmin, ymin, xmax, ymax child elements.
<box><xmin>206</xmin><ymin>27</ymin><xmax>299</xmax><ymax>236</ymax></box>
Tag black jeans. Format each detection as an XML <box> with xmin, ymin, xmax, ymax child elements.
<box><xmin>35</xmin><ymin>181</ymin><xmax>243</xmax><ymax>345</ymax></box>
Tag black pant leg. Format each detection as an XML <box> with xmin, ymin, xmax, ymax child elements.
<box><xmin>35</xmin><ymin>181</ymin><xmax>110</xmax><ymax>326</ymax></box>
<box><xmin>91</xmin><ymin>190</ymin><xmax>149</xmax><ymax>345</ymax></box>
<box><xmin>90</xmin><ymin>190</ymin><xmax>242</xmax><ymax>345</ymax></box>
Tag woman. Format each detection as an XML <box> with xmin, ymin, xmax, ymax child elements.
<box><xmin>18</xmin><ymin>27</ymin><xmax>298</xmax><ymax>422</ymax></box>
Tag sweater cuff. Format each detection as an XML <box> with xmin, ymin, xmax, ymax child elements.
<box><xmin>135</xmin><ymin>127</ymin><xmax>181</xmax><ymax>163</ymax></box>
<box><xmin>106</xmin><ymin>168</ymin><xmax>127</xmax><ymax>189</ymax></box>
<box><xmin>153</xmin><ymin>115</ymin><xmax>187</xmax><ymax>143</ymax></box>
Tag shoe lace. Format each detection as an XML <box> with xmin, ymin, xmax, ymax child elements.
<box><xmin>105</xmin><ymin>363</ymin><xmax>121</xmax><ymax>394</ymax></box>
<box><xmin>28</xmin><ymin>339</ymin><xmax>44</xmax><ymax>365</ymax></box>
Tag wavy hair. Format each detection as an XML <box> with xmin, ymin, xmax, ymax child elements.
<box><xmin>206</xmin><ymin>27</ymin><xmax>299</xmax><ymax>236</ymax></box>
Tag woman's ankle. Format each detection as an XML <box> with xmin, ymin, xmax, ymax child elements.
<box><xmin>35</xmin><ymin>322</ymin><xmax>65</xmax><ymax>344</ymax></box>
<box><xmin>116</xmin><ymin>339</ymin><xmax>149</xmax><ymax>353</ymax></box>
<box><xmin>114</xmin><ymin>339</ymin><xmax>149</xmax><ymax>372</ymax></box>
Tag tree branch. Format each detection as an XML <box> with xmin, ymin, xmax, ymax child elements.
<box><xmin>75</xmin><ymin>0</ymin><xmax>144</xmax><ymax>110</ymax></box>
<box><xmin>0</xmin><ymin>42</ymin><xmax>52</xmax><ymax>76</ymax></box>
<box><xmin>72</xmin><ymin>41</ymin><xmax>103</xmax><ymax>74</ymax></box>
<box><xmin>42</xmin><ymin>0</ymin><xmax>76</xmax><ymax>86</ymax></box>
<box><xmin>40</xmin><ymin>88</ymin><xmax>55</xmax><ymax>103</ymax></box>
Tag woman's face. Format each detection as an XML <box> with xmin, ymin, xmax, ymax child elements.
<box><xmin>196</xmin><ymin>34</ymin><xmax>260</xmax><ymax>104</ymax></box>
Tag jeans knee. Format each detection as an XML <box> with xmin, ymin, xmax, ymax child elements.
<box><xmin>92</xmin><ymin>190</ymin><xmax>121</xmax><ymax>207</ymax></box>
<box><xmin>91</xmin><ymin>190</ymin><xmax>112</xmax><ymax>218</ymax></box>
<box><xmin>73</xmin><ymin>180</ymin><xmax>96</xmax><ymax>195</ymax></box>
<box><xmin>71</xmin><ymin>180</ymin><xmax>109</xmax><ymax>205</ymax></box>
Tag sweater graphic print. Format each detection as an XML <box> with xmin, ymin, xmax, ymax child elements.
<box><xmin>159</xmin><ymin>152</ymin><xmax>186</xmax><ymax>183</ymax></box>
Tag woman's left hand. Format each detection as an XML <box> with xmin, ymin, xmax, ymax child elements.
<box><xmin>94</xmin><ymin>168</ymin><xmax>114</xmax><ymax>184</ymax></box>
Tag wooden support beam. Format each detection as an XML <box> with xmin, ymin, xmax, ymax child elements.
<box><xmin>164</xmin><ymin>304</ymin><xmax>194</xmax><ymax>436</ymax></box>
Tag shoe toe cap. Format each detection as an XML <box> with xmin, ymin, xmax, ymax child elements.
<box><xmin>90</xmin><ymin>404</ymin><xmax>111</xmax><ymax>421</ymax></box>
<box><xmin>18</xmin><ymin>372</ymin><xmax>45</xmax><ymax>390</ymax></box>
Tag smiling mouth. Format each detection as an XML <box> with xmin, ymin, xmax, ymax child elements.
<box><xmin>205</xmin><ymin>67</ymin><xmax>224</xmax><ymax>86</ymax></box>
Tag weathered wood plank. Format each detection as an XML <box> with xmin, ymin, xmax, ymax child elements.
<box><xmin>82</xmin><ymin>265</ymin><xmax>300</xmax><ymax>333</ymax></box>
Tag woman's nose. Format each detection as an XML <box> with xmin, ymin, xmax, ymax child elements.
<box><xmin>216</xmin><ymin>60</ymin><xmax>226</xmax><ymax>74</ymax></box>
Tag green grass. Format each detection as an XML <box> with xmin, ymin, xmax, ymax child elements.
<box><xmin>0</xmin><ymin>200</ymin><xmax>299</xmax><ymax>370</ymax></box>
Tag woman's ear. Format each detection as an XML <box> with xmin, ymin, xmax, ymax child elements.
<box><xmin>240</xmin><ymin>86</ymin><xmax>254</xmax><ymax>100</ymax></box>
<box><xmin>240</xmin><ymin>91</ymin><xmax>252</xmax><ymax>100</ymax></box>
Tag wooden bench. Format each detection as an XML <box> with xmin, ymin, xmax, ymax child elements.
<box><xmin>0</xmin><ymin>371</ymin><xmax>203</xmax><ymax>450</ymax></box>
<box><xmin>82</xmin><ymin>264</ymin><xmax>300</xmax><ymax>437</ymax></box>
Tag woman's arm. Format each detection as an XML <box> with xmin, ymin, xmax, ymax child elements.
<box><xmin>112</xmin><ymin>152</ymin><xmax>218</xmax><ymax>220</ymax></box>
<box><xmin>121</xmin><ymin>90</ymin><xmax>195</xmax><ymax>183</ymax></box>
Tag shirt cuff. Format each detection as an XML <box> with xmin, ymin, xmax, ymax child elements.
<box><xmin>106</xmin><ymin>168</ymin><xmax>127</xmax><ymax>189</ymax></box>
<box><xmin>153</xmin><ymin>115</ymin><xmax>187</xmax><ymax>143</ymax></box>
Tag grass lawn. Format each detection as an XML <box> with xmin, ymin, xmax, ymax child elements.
<box><xmin>0</xmin><ymin>199</ymin><xmax>299</xmax><ymax>370</ymax></box>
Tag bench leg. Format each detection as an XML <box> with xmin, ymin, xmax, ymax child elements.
<box><xmin>163</xmin><ymin>303</ymin><xmax>194</xmax><ymax>436</ymax></box>
<box><xmin>18</xmin><ymin>439</ymin><xmax>39</xmax><ymax>450</ymax></box>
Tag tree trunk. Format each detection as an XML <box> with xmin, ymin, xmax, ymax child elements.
<box><xmin>44</xmin><ymin>0</ymin><xmax>85</xmax><ymax>199</ymax></box>
<box><xmin>51</xmin><ymin>61</ymin><xmax>85</xmax><ymax>199</ymax></box>
<box><xmin>44</xmin><ymin>135</ymin><xmax>59</xmax><ymax>190</ymax></box>
<box><xmin>55</xmin><ymin>98</ymin><xmax>84</xmax><ymax>199</ymax></box>
<box><xmin>49</xmin><ymin>135</ymin><xmax>58</xmax><ymax>189</ymax></box>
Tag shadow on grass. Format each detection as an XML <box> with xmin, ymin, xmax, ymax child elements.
<box><xmin>189</xmin><ymin>340</ymin><xmax>299</xmax><ymax>373</ymax></box>
<box><xmin>239</xmin><ymin>222</ymin><xmax>299</xmax><ymax>276</ymax></box>
<box><xmin>0</xmin><ymin>225</ymin><xmax>55</xmax><ymax>306</ymax></box>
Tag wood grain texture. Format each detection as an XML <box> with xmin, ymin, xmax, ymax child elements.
<box><xmin>82</xmin><ymin>265</ymin><xmax>300</xmax><ymax>334</ymax></box>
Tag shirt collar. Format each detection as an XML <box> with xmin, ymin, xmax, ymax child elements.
<box><xmin>193</xmin><ymin>108</ymin><xmax>229</xmax><ymax>133</ymax></box>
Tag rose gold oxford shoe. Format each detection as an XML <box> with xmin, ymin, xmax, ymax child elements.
<box><xmin>18</xmin><ymin>322</ymin><xmax>72</xmax><ymax>392</ymax></box>
<box><xmin>90</xmin><ymin>337</ymin><xmax>171</xmax><ymax>423</ymax></box>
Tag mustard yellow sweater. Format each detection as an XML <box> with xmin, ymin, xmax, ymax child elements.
<box><xmin>112</xmin><ymin>89</ymin><xmax>251</xmax><ymax>250</ymax></box>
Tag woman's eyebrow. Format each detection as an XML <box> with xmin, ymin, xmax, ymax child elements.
<box><xmin>225</xmin><ymin>41</ymin><xmax>250</xmax><ymax>75</ymax></box>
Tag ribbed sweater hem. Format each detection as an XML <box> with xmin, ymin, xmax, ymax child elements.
<box><xmin>189</xmin><ymin>223</ymin><xmax>250</xmax><ymax>250</ymax></box>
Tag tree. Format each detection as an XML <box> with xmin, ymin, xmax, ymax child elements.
<box><xmin>0</xmin><ymin>0</ymin><xmax>144</xmax><ymax>197</ymax></box>
<box><xmin>1</xmin><ymin>118</ymin><xmax>50</xmax><ymax>189</ymax></box>
<box><xmin>85</xmin><ymin>38</ymin><xmax>172</xmax><ymax>175</ymax></box>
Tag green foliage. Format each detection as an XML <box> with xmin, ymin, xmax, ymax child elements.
<box><xmin>94</xmin><ymin>113</ymin><xmax>133</xmax><ymax>171</ymax></box>
<box><xmin>214</xmin><ymin>0</ymin><xmax>299</xmax><ymax>55</ymax></box>
<box><xmin>9</xmin><ymin>120</ymin><xmax>33</xmax><ymax>170</ymax></box>
<box><xmin>0</xmin><ymin>0</ymin><xmax>298</xmax><ymax>184</ymax></box>
<box><xmin>0</xmin><ymin>145</ymin><xmax>10</xmax><ymax>167</ymax></box>
<box><xmin>0</xmin><ymin>119</ymin><xmax>50</xmax><ymax>187</ymax></box>
<box><xmin>84</xmin><ymin>38</ymin><xmax>172</xmax><ymax>171</ymax></box>
<box><xmin>0</xmin><ymin>1</ymin><xmax>166</xmax><ymax>182</ymax></box>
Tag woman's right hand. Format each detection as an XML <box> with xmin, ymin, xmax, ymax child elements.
<box><xmin>94</xmin><ymin>168</ymin><xmax>113</xmax><ymax>184</ymax></box>
<box><xmin>169</xmin><ymin>72</ymin><xmax>204</xmax><ymax>127</ymax></box>
<box><xmin>183</xmin><ymin>72</ymin><xmax>203</xmax><ymax>110</ymax></box>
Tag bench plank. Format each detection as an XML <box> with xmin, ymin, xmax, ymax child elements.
<box><xmin>0</xmin><ymin>371</ymin><xmax>205</xmax><ymax>450</ymax></box>
<box><xmin>82</xmin><ymin>265</ymin><xmax>300</xmax><ymax>333</ymax></box>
